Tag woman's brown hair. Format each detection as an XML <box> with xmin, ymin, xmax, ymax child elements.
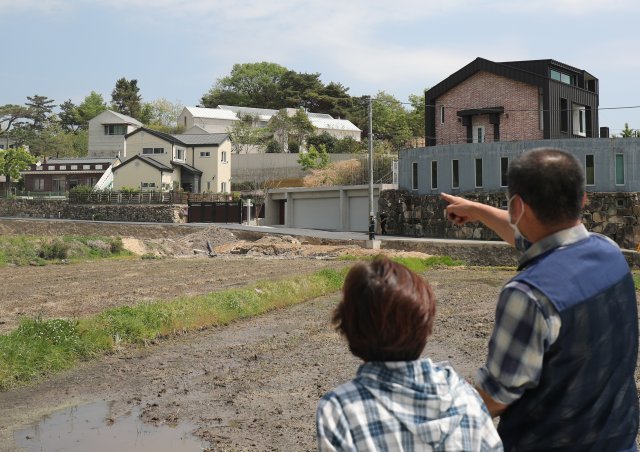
<box><xmin>333</xmin><ymin>257</ymin><xmax>436</xmax><ymax>362</ymax></box>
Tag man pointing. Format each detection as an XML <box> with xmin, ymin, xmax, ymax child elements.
<box><xmin>442</xmin><ymin>148</ymin><xmax>638</xmax><ymax>451</ymax></box>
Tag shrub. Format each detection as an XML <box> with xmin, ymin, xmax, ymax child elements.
<box><xmin>109</xmin><ymin>237</ymin><xmax>124</xmax><ymax>254</ymax></box>
<box><xmin>39</xmin><ymin>239</ymin><xmax>69</xmax><ymax>260</ymax></box>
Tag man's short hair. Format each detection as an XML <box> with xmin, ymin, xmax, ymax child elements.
<box><xmin>333</xmin><ymin>257</ymin><xmax>435</xmax><ymax>362</ymax></box>
<box><xmin>507</xmin><ymin>148</ymin><xmax>585</xmax><ymax>225</ymax></box>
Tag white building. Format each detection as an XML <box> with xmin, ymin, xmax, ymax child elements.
<box><xmin>88</xmin><ymin>110</ymin><xmax>143</xmax><ymax>158</ymax></box>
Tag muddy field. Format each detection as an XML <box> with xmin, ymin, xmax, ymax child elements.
<box><xmin>0</xmin><ymin>219</ymin><xmax>638</xmax><ymax>451</ymax></box>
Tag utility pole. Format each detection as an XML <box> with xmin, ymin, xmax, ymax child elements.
<box><xmin>368</xmin><ymin>96</ymin><xmax>374</xmax><ymax>214</ymax></box>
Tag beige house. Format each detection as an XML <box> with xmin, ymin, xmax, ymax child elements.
<box><xmin>113</xmin><ymin>127</ymin><xmax>231</xmax><ymax>193</ymax></box>
<box><xmin>88</xmin><ymin>110</ymin><xmax>143</xmax><ymax>158</ymax></box>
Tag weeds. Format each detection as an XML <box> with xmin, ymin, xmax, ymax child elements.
<box><xmin>0</xmin><ymin>235</ymin><xmax>132</xmax><ymax>266</ymax></box>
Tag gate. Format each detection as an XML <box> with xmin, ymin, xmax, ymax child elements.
<box><xmin>188</xmin><ymin>201</ymin><xmax>264</xmax><ymax>223</ymax></box>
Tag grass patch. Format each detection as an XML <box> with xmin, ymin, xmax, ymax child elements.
<box><xmin>0</xmin><ymin>256</ymin><xmax>458</xmax><ymax>390</ymax></box>
<box><xmin>633</xmin><ymin>272</ymin><xmax>640</xmax><ymax>291</ymax></box>
<box><xmin>340</xmin><ymin>253</ymin><xmax>465</xmax><ymax>271</ymax></box>
<box><xmin>0</xmin><ymin>235</ymin><xmax>132</xmax><ymax>266</ymax></box>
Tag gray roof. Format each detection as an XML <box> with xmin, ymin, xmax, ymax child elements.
<box><xmin>172</xmin><ymin>133</ymin><xmax>228</xmax><ymax>146</ymax></box>
<box><xmin>172</xmin><ymin>160</ymin><xmax>203</xmax><ymax>175</ymax></box>
<box><xmin>115</xmin><ymin>155</ymin><xmax>173</xmax><ymax>172</ymax></box>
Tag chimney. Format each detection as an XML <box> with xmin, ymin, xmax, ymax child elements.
<box><xmin>600</xmin><ymin>127</ymin><xmax>609</xmax><ymax>138</ymax></box>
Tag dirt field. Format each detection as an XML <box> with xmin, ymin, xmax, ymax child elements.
<box><xmin>0</xmin><ymin>219</ymin><xmax>638</xmax><ymax>451</ymax></box>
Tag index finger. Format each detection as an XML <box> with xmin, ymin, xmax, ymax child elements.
<box><xmin>439</xmin><ymin>192</ymin><xmax>456</xmax><ymax>203</ymax></box>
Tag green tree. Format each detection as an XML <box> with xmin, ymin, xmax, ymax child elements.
<box><xmin>620</xmin><ymin>123</ymin><xmax>639</xmax><ymax>138</ymax></box>
<box><xmin>111</xmin><ymin>78</ymin><xmax>143</xmax><ymax>119</ymax></box>
<box><xmin>201</xmin><ymin>62</ymin><xmax>288</xmax><ymax>108</ymax></box>
<box><xmin>228</xmin><ymin>113</ymin><xmax>266</xmax><ymax>153</ymax></box>
<box><xmin>289</xmin><ymin>109</ymin><xmax>315</xmax><ymax>150</ymax></box>
<box><xmin>0</xmin><ymin>147</ymin><xmax>36</xmax><ymax>196</ymax></box>
<box><xmin>298</xmin><ymin>144</ymin><xmax>329</xmax><ymax>171</ymax></box>
<box><xmin>371</xmin><ymin>92</ymin><xmax>412</xmax><ymax>150</ymax></box>
<box><xmin>59</xmin><ymin>100</ymin><xmax>82</xmax><ymax>133</ymax></box>
<box><xmin>25</xmin><ymin>95</ymin><xmax>56</xmax><ymax>130</ymax></box>
<box><xmin>77</xmin><ymin>91</ymin><xmax>107</xmax><ymax>126</ymax></box>
<box><xmin>144</xmin><ymin>98</ymin><xmax>184</xmax><ymax>132</ymax></box>
<box><xmin>407</xmin><ymin>91</ymin><xmax>426</xmax><ymax>139</ymax></box>
<box><xmin>0</xmin><ymin>104</ymin><xmax>32</xmax><ymax>149</ymax></box>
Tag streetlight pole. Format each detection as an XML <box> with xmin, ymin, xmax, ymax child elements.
<box><xmin>368</xmin><ymin>95</ymin><xmax>375</xmax><ymax>240</ymax></box>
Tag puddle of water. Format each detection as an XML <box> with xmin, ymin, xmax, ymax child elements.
<box><xmin>13</xmin><ymin>400</ymin><xmax>207</xmax><ymax>451</ymax></box>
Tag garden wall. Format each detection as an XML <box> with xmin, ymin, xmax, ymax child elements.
<box><xmin>379</xmin><ymin>190</ymin><xmax>640</xmax><ymax>251</ymax></box>
<box><xmin>0</xmin><ymin>199</ymin><xmax>186</xmax><ymax>223</ymax></box>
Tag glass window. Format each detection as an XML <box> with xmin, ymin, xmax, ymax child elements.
<box><xmin>615</xmin><ymin>154</ymin><xmax>625</xmax><ymax>185</ymax></box>
<box><xmin>59</xmin><ymin>165</ymin><xmax>66</xmax><ymax>170</ymax></box>
<box><xmin>560</xmin><ymin>98</ymin><xmax>568</xmax><ymax>132</ymax></box>
<box><xmin>475</xmin><ymin>158</ymin><xmax>483</xmax><ymax>188</ymax></box>
<box><xmin>452</xmin><ymin>159</ymin><xmax>459</xmax><ymax>189</ymax></box>
<box><xmin>83</xmin><ymin>165</ymin><xmax>90</xmax><ymax>170</ymax></box>
<box><xmin>200</xmin><ymin>151</ymin><xmax>211</xmax><ymax>158</ymax></box>
<box><xmin>221</xmin><ymin>151</ymin><xmax>227</xmax><ymax>163</ymax></box>
<box><xmin>585</xmin><ymin>155</ymin><xmax>595</xmax><ymax>185</ymax></box>
<box><xmin>474</xmin><ymin>126</ymin><xmax>485</xmax><ymax>143</ymax></box>
<box><xmin>34</xmin><ymin>178</ymin><xmax>45</xmax><ymax>191</ymax></box>
<box><xmin>176</xmin><ymin>148</ymin><xmax>185</xmax><ymax>160</ymax></box>
<box><xmin>52</xmin><ymin>176</ymin><xmax>65</xmax><ymax>193</ymax></box>
<box><xmin>412</xmin><ymin>162</ymin><xmax>418</xmax><ymax>190</ymax></box>
<box><xmin>440</xmin><ymin>106</ymin><xmax>445</xmax><ymax>124</ymax></box>
<box><xmin>500</xmin><ymin>157</ymin><xmax>509</xmax><ymax>187</ymax></box>
<box><xmin>104</xmin><ymin>124</ymin><xmax>126</xmax><ymax>135</ymax></box>
<box><xmin>95</xmin><ymin>165</ymin><xmax>103</xmax><ymax>170</ymax></box>
<box><xmin>551</xmin><ymin>69</ymin><xmax>573</xmax><ymax>85</ymax></box>
<box><xmin>143</xmin><ymin>148</ymin><xmax>164</xmax><ymax>155</ymax></box>
<box><xmin>71</xmin><ymin>165</ymin><xmax>78</xmax><ymax>170</ymax></box>
<box><xmin>221</xmin><ymin>182</ymin><xmax>227</xmax><ymax>193</ymax></box>
<box><xmin>431</xmin><ymin>161</ymin><xmax>438</xmax><ymax>190</ymax></box>
<box><xmin>572</xmin><ymin>105</ymin><xmax>586</xmax><ymax>136</ymax></box>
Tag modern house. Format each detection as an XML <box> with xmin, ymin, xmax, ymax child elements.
<box><xmin>112</xmin><ymin>127</ymin><xmax>231</xmax><ymax>193</ymax></box>
<box><xmin>88</xmin><ymin>110</ymin><xmax>143</xmax><ymax>158</ymax></box>
<box><xmin>425</xmin><ymin>58</ymin><xmax>599</xmax><ymax>146</ymax></box>
<box><xmin>20</xmin><ymin>157</ymin><xmax>119</xmax><ymax>193</ymax></box>
<box><xmin>178</xmin><ymin>105</ymin><xmax>362</xmax><ymax>152</ymax></box>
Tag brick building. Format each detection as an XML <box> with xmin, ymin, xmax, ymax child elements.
<box><xmin>425</xmin><ymin>58</ymin><xmax>599</xmax><ymax>146</ymax></box>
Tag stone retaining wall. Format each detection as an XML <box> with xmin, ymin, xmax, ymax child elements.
<box><xmin>0</xmin><ymin>199</ymin><xmax>186</xmax><ymax>223</ymax></box>
<box><xmin>379</xmin><ymin>190</ymin><xmax>640</xmax><ymax>250</ymax></box>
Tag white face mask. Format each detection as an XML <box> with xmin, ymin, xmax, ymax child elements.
<box><xmin>507</xmin><ymin>194</ymin><xmax>528</xmax><ymax>250</ymax></box>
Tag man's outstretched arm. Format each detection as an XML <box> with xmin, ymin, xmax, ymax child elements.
<box><xmin>440</xmin><ymin>193</ymin><xmax>515</xmax><ymax>245</ymax></box>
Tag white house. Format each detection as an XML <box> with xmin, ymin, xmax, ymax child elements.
<box><xmin>88</xmin><ymin>110</ymin><xmax>143</xmax><ymax>158</ymax></box>
<box><xmin>112</xmin><ymin>127</ymin><xmax>231</xmax><ymax>193</ymax></box>
<box><xmin>177</xmin><ymin>105</ymin><xmax>362</xmax><ymax>153</ymax></box>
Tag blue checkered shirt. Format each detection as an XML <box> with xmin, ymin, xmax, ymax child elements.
<box><xmin>476</xmin><ymin>225</ymin><xmax>592</xmax><ymax>405</ymax></box>
<box><xmin>317</xmin><ymin>359</ymin><xmax>503</xmax><ymax>451</ymax></box>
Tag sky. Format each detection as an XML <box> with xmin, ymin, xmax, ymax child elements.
<box><xmin>1</xmin><ymin>0</ymin><xmax>640</xmax><ymax>134</ymax></box>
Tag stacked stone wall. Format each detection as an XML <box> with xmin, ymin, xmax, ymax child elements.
<box><xmin>0</xmin><ymin>199</ymin><xmax>186</xmax><ymax>223</ymax></box>
<box><xmin>379</xmin><ymin>190</ymin><xmax>640</xmax><ymax>251</ymax></box>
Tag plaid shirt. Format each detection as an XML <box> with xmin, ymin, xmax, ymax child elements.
<box><xmin>317</xmin><ymin>359</ymin><xmax>502</xmax><ymax>451</ymax></box>
<box><xmin>476</xmin><ymin>225</ymin><xmax>591</xmax><ymax>405</ymax></box>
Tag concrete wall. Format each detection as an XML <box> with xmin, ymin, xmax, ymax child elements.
<box><xmin>232</xmin><ymin>153</ymin><xmax>354</xmax><ymax>184</ymax></box>
<box><xmin>379</xmin><ymin>189</ymin><xmax>640</xmax><ymax>250</ymax></box>
<box><xmin>0</xmin><ymin>199</ymin><xmax>186</xmax><ymax>223</ymax></box>
<box><xmin>400</xmin><ymin>138</ymin><xmax>640</xmax><ymax>195</ymax></box>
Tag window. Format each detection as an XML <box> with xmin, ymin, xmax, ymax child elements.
<box><xmin>572</xmin><ymin>105</ymin><xmax>586</xmax><ymax>136</ymax></box>
<box><xmin>104</xmin><ymin>124</ymin><xmax>126</xmax><ymax>135</ymax></box>
<box><xmin>585</xmin><ymin>155</ymin><xmax>595</xmax><ymax>185</ymax></box>
<box><xmin>95</xmin><ymin>165</ymin><xmax>103</xmax><ymax>170</ymax></box>
<box><xmin>412</xmin><ymin>162</ymin><xmax>418</xmax><ymax>190</ymax></box>
<box><xmin>431</xmin><ymin>161</ymin><xmax>438</xmax><ymax>190</ymax></box>
<box><xmin>221</xmin><ymin>182</ymin><xmax>227</xmax><ymax>193</ymax></box>
<box><xmin>71</xmin><ymin>165</ymin><xmax>78</xmax><ymax>170</ymax></box>
<box><xmin>52</xmin><ymin>176</ymin><xmax>65</xmax><ymax>193</ymax></box>
<box><xmin>175</xmin><ymin>148</ymin><xmax>185</xmax><ymax>160</ymax></box>
<box><xmin>83</xmin><ymin>165</ymin><xmax>90</xmax><ymax>170</ymax></box>
<box><xmin>59</xmin><ymin>165</ymin><xmax>66</xmax><ymax>170</ymax></box>
<box><xmin>200</xmin><ymin>151</ymin><xmax>211</xmax><ymax>158</ymax></box>
<box><xmin>34</xmin><ymin>178</ymin><xmax>45</xmax><ymax>191</ymax></box>
<box><xmin>560</xmin><ymin>98</ymin><xmax>568</xmax><ymax>132</ymax></box>
<box><xmin>475</xmin><ymin>158</ymin><xmax>483</xmax><ymax>188</ymax></box>
<box><xmin>452</xmin><ymin>159</ymin><xmax>459</xmax><ymax>189</ymax></box>
<box><xmin>550</xmin><ymin>69</ymin><xmax>574</xmax><ymax>85</ymax></box>
<box><xmin>539</xmin><ymin>93</ymin><xmax>544</xmax><ymax>130</ymax></box>
<box><xmin>48</xmin><ymin>165</ymin><xmax>55</xmax><ymax>170</ymax></box>
<box><xmin>440</xmin><ymin>106</ymin><xmax>445</xmax><ymax>124</ymax></box>
<box><xmin>221</xmin><ymin>151</ymin><xmax>227</xmax><ymax>163</ymax></box>
<box><xmin>500</xmin><ymin>157</ymin><xmax>509</xmax><ymax>187</ymax></box>
<box><xmin>141</xmin><ymin>182</ymin><xmax>156</xmax><ymax>189</ymax></box>
<box><xmin>473</xmin><ymin>126</ymin><xmax>485</xmax><ymax>143</ymax></box>
<box><xmin>142</xmin><ymin>148</ymin><xmax>164</xmax><ymax>155</ymax></box>
<box><xmin>36</xmin><ymin>166</ymin><xmax>43</xmax><ymax>171</ymax></box>
<box><xmin>615</xmin><ymin>154</ymin><xmax>625</xmax><ymax>185</ymax></box>
<box><xmin>207</xmin><ymin>181</ymin><xmax>211</xmax><ymax>191</ymax></box>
